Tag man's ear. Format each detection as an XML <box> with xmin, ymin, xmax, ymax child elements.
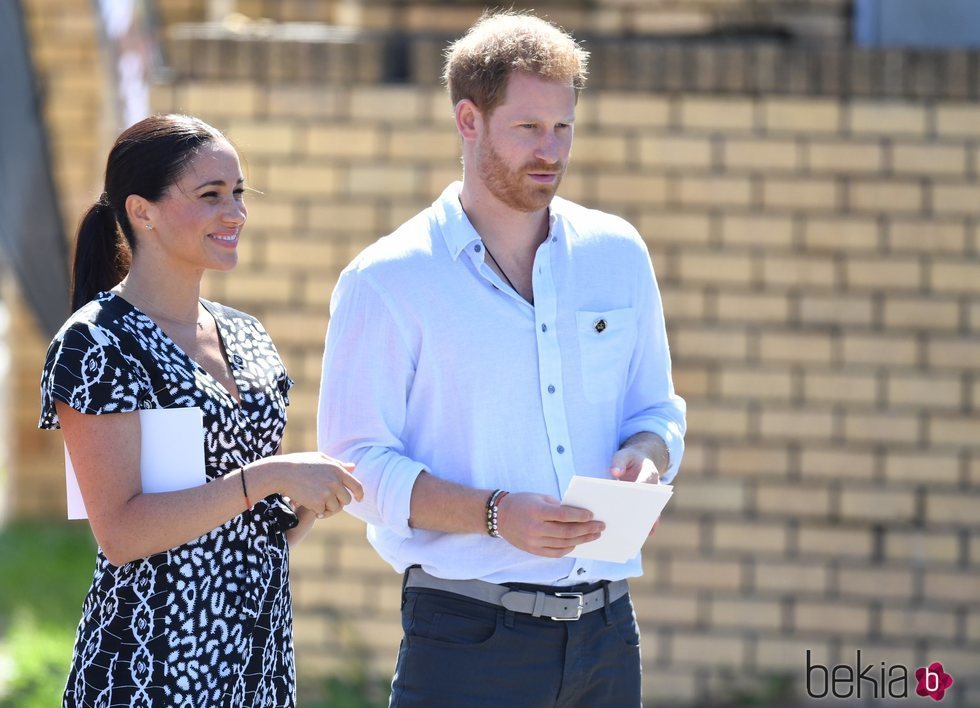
<box><xmin>455</xmin><ymin>99</ymin><xmax>482</xmax><ymax>142</ymax></box>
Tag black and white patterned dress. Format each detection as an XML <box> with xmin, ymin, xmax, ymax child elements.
<box><xmin>39</xmin><ymin>291</ymin><xmax>298</xmax><ymax>708</ymax></box>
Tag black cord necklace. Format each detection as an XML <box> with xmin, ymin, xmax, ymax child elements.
<box><xmin>481</xmin><ymin>240</ymin><xmax>519</xmax><ymax>294</ymax></box>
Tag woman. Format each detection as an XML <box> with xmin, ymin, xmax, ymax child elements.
<box><xmin>38</xmin><ymin>114</ymin><xmax>361</xmax><ymax>707</ymax></box>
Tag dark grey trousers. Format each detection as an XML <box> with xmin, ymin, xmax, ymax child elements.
<box><xmin>388</xmin><ymin>582</ymin><xmax>643</xmax><ymax>708</ymax></box>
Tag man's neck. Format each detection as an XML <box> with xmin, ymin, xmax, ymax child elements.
<box><xmin>457</xmin><ymin>181</ymin><xmax>550</xmax><ymax>257</ymax></box>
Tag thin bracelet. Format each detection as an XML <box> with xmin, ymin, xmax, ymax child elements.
<box><xmin>486</xmin><ymin>489</ymin><xmax>509</xmax><ymax>538</ymax></box>
<box><xmin>240</xmin><ymin>467</ymin><xmax>252</xmax><ymax>511</ymax></box>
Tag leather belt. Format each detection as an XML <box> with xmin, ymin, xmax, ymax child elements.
<box><xmin>404</xmin><ymin>567</ymin><xmax>629</xmax><ymax>621</ymax></box>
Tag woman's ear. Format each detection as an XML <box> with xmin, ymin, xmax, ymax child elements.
<box><xmin>455</xmin><ymin>99</ymin><xmax>482</xmax><ymax>143</ymax></box>
<box><xmin>124</xmin><ymin>194</ymin><xmax>155</xmax><ymax>232</ymax></box>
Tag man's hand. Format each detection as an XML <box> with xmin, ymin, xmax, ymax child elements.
<box><xmin>610</xmin><ymin>432</ymin><xmax>669</xmax><ymax>536</ymax></box>
<box><xmin>496</xmin><ymin>492</ymin><xmax>604</xmax><ymax>557</ymax></box>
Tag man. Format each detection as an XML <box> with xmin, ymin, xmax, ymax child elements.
<box><xmin>318</xmin><ymin>10</ymin><xmax>686</xmax><ymax>707</ymax></box>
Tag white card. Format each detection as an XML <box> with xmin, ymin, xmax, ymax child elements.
<box><xmin>561</xmin><ymin>476</ymin><xmax>674</xmax><ymax>563</ymax></box>
<box><xmin>65</xmin><ymin>407</ymin><xmax>207</xmax><ymax>519</ymax></box>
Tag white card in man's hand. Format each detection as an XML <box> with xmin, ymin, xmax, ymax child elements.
<box><xmin>561</xmin><ymin>476</ymin><xmax>673</xmax><ymax>563</ymax></box>
<box><xmin>65</xmin><ymin>407</ymin><xmax>207</xmax><ymax>519</ymax></box>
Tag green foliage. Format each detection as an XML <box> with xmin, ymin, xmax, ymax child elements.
<box><xmin>0</xmin><ymin>520</ymin><xmax>95</xmax><ymax>708</ymax></box>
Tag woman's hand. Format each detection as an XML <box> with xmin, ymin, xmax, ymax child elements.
<box><xmin>252</xmin><ymin>452</ymin><xmax>362</xmax><ymax>519</ymax></box>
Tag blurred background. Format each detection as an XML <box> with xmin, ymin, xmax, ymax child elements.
<box><xmin>1</xmin><ymin>0</ymin><xmax>978</xmax><ymax>705</ymax></box>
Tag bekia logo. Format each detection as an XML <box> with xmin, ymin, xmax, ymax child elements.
<box><xmin>806</xmin><ymin>650</ymin><xmax>955</xmax><ymax>701</ymax></box>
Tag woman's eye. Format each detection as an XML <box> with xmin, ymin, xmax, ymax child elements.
<box><xmin>201</xmin><ymin>191</ymin><xmax>219</xmax><ymax>199</ymax></box>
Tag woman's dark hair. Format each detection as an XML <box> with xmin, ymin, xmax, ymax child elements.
<box><xmin>70</xmin><ymin>114</ymin><xmax>225</xmax><ymax>310</ymax></box>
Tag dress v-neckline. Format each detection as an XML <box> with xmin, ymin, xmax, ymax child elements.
<box><xmin>110</xmin><ymin>292</ymin><xmax>244</xmax><ymax>407</ymax></box>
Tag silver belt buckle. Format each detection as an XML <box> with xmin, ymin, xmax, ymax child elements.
<box><xmin>551</xmin><ymin>592</ymin><xmax>584</xmax><ymax>621</ymax></box>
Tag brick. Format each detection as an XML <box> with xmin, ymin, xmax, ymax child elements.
<box><xmin>763</xmin><ymin>97</ymin><xmax>840</xmax><ymax>134</ymax></box>
<box><xmin>927</xmin><ymin>491</ymin><xmax>980</xmax><ymax>527</ymax></box>
<box><xmin>840</xmin><ymin>486</ymin><xmax>917</xmax><ymax>523</ymax></box>
<box><xmin>672</xmin><ymin>326</ymin><xmax>749</xmax><ymax>361</ymax></box>
<box><xmin>594</xmin><ymin>172</ymin><xmax>668</xmax><ymax>205</ymax></box>
<box><xmin>680</xmin><ymin>97</ymin><xmax>756</xmax><ymax>133</ymax></box>
<box><xmin>638</xmin><ymin>134</ymin><xmax>713</xmax><ymax>169</ymax></box>
<box><xmin>306</xmin><ymin>125</ymin><xmax>383</xmax><ymax>159</ymax></box>
<box><xmin>752</xmin><ymin>560</ymin><xmax>830</xmax><ymax>595</ymax></box>
<box><xmin>849</xmin><ymin>101</ymin><xmax>928</xmax><ymax>137</ymax></box>
<box><xmin>715</xmin><ymin>444</ymin><xmax>791</xmax><ymax>478</ymax></box>
<box><xmin>179</xmin><ymin>82</ymin><xmax>260</xmax><ymax>117</ymax></box>
<box><xmin>849</xmin><ymin>180</ymin><xmax>923</xmax><ymax>214</ymax></box>
<box><xmin>932</xmin><ymin>184</ymin><xmax>980</xmax><ymax>216</ymax></box>
<box><xmin>593</xmin><ymin>93</ymin><xmax>671</xmax><ymax>129</ymax></box>
<box><xmin>845</xmin><ymin>256</ymin><xmax>922</xmax><ymax>290</ymax></box>
<box><xmin>347</xmin><ymin>164</ymin><xmax>419</xmax><ymax>197</ymax></box>
<box><xmin>928</xmin><ymin>413</ymin><xmax>980</xmax><ymax>448</ymax></box>
<box><xmin>923</xmin><ymin>570</ymin><xmax>980</xmax><ymax>603</ymax></box>
<box><xmin>676</xmin><ymin>175</ymin><xmax>753</xmax><ymax>207</ymax></box>
<box><xmin>223</xmin><ymin>270</ymin><xmax>295</xmax><ymax>304</ymax></box>
<box><xmin>718</xmin><ymin>366</ymin><xmax>793</xmax><ymax>400</ymax></box>
<box><xmin>669</xmin><ymin>558</ymin><xmax>743</xmax><ymax>591</ymax></box>
<box><xmin>884</xmin><ymin>450</ymin><xmax>960</xmax><ymax>484</ymax></box>
<box><xmin>888</xmin><ymin>219</ymin><xmax>968</xmax><ymax>253</ymax></box>
<box><xmin>935</xmin><ymin>103</ymin><xmax>980</xmax><ymax>137</ymax></box>
<box><xmin>888</xmin><ymin>372</ymin><xmax>963</xmax><ymax>410</ymax></box>
<box><xmin>264</xmin><ymin>239</ymin><xmax>337</xmax><ymax>270</ymax></box>
<box><xmin>884</xmin><ymin>529</ymin><xmax>961</xmax><ymax>565</ymax></box>
<box><xmin>797</xmin><ymin>526</ymin><xmax>873</xmax><ymax>559</ymax></box>
<box><xmin>756</xmin><ymin>482</ymin><xmax>832</xmax><ymax>518</ymax></box>
<box><xmin>387</xmin><ymin>128</ymin><xmax>460</xmax><ymax>161</ymax></box>
<box><xmin>671</xmin><ymin>364</ymin><xmax>712</xmax><ymax>399</ymax></box>
<box><xmin>266</xmin><ymin>162</ymin><xmax>341</xmax><ymax>195</ymax></box>
<box><xmin>807</xmin><ymin>140</ymin><xmax>884</xmax><ymax>174</ymax></box>
<box><xmin>759</xmin><ymin>408</ymin><xmax>835</xmax><ymax>441</ymax></box>
<box><xmin>226</xmin><ymin>120</ymin><xmax>298</xmax><ymax>156</ymax></box>
<box><xmin>637</xmin><ymin>212</ymin><xmax>713</xmax><ymax>246</ymax></box>
<box><xmin>842</xmin><ymin>333</ymin><xmax>919</xmax><ymax>367</ymax></box>
<box><xmin>677</xmin><ymin>251</ymin><xmax>755</xmax><ymax>286</ymax></box>
<box><xmin>833</xmin><ymin>642</ymin><xmax>918</xmax><ymax>673</ymax></box>
<box><xmin>671</xmin><ymin>632</ymin><xmax>746</xmax><ymax>667</ymax></box>
<box><xmin>725</xmin><ymin>139</ymin><xmax>800</xmax><ymax>171</ymax></box>
<box><xmin>838</xmin><ymin>566</ymin><xmax>916</xmax><ymax>599</ymax></box>
<box><xmin>719</xmin><ymin>291</ymin><xmax>792</xmax><ymax>325</ymax></box>
<box><xmin>803</xmin><ymin>371</ymin><xmax>877</xmax><ymax>405</ymax></box>
<box><xmin>795</xmin><ymin>601</ymin><xmax>871</xmax><ymax>635</ymax></box>
<box><xmin>845</xmin><ymin>412</ymin><xmax>921</xmax><ymax>445</ymax></box>
<box><xmin>760</xmin><ymin>253</ymin><xmax>837</xmax><ymax>288</ymax></box>
<box><xmin>882</xmin><ymin>297</ymin><xmax>960</xmax><ymax>331</ymax></box>
<box><xmin>350</xmin><ymin>87</ymin><xmax>424</xmax><ymax>122</ymax></box>
<box><xmin>930</xmin><ymin>261</ymin><xmax>980</xmax><ymax>294</ymax></box>
<box><xmin>799</xmin><ymin>293</ymin><xmax>875</xmax><ymax>326</ymax></box>
<box><xmin>631</xmin><ymin>592</ymin><xmax>700</xmax><ymax>626</ymax></box>
<box><xmin>803</xmin><ymin>217</ymin><xmax>879</xmax><ymax>252</ymax></box>
<box><xmin>262</xmin><ymin>311</ymin><xmax>331</xmax><ymax>347</ymax></box>
<box><xmin>660</xmin><ymin>289</ymin><xmax>707</xmax><ymax>321</ymax></box>
<box><xmin>759</xmin><ymin>638</ymin><xmax>834</xmax><ymax>673</ymax></box>
<box><xmin>307</xmin><ymin>201</ymin><xmax>381</xmax><ymax>234</ymax></box>
<box><xmin>241</xmin><ymin>200</ymin><xmax>299</xmax><ymax>230</ymax></box>
<box><xmin>670</xmin><ymin>478</ymin><xmax>748</xmax><ymax>515</ymax></box>
<box><xmin>926</xmin><ymin>337</ymin><xmax>980</xmax><ymax>371</ymax></box>
<box><xmin>267</xmin><ymin>85</ymin><xmax>346</xmax><ymax>119</ymax></box>
<box><xmin>720</xmin><ymin>214</ymin><xmax>794</xmax><ymax>248</ymax></box>
<box><xmin>892</xmin><ymin>143</ymin><xmax>968</xmax><ymax>177</ymax></box>
<box><xmin>644</xmin><ymin>517</ymin><xmax>702</xmax><ymax>553</ymax></box>
<box><xmin>568</xmin><ymin>132</ymin><xmax>630</xmax><ymax>167</ymax></box>
<box><xmin>759</xmin><ymin>331</ymin><xmax>834</xmax><ymax>364</ymax></box>
<box><xmin>709</xmin><ymin>598</ymin><xmax>782</xmax><ymax>631</ymax></box>
<box><xmin>763</xmin><ymin>177</ymin><xmax>838</xmax><ymax>210</ymax></box>
<box><xmin>687</xmin><ymin>402</ymin><xmax>751</xmax><ymax>437</ymax></box>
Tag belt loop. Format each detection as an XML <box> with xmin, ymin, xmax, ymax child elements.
<box><xmin>504</xmin><ymin>609</ymin><xmax>515</xmax><ymax>628</ymax></box>
<box><xmin>531</xmin><ymin>591</ymin><xmax>547</xmax><ymax>618</ymax></box>
<box><xmin>401</xmin><ymin>565</ymin><xmax>417</xmax><ymax>609</ymax></box>
<box><xmin>602</xmin><ymin>582</ymin><xmax>613</xmax><ymax>626</ymax></box>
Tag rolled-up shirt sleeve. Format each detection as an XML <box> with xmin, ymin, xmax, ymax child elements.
<box><xmin>318</xmin><ymin>266</ymin><xmax>425</xmax><ymax>536</ymax></box>
<box><xmin>619</xmin><ymin>242</ymin><xmax>687</xmax><ymax>484</ymax></box>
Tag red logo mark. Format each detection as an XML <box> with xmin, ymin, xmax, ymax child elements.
<box><xmin>915</xmin><ymin>662</ymin><xmax>953</xmax><ymax>702</ymax></box>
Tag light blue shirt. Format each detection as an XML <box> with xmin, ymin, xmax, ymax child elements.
<box><xmin>318</xmin><ymin>182</ymin><xmax>686</xmax><ymax>585</ymax></box>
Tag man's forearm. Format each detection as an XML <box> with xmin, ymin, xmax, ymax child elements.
<box><xmin>621</xmin><ymin>431</ymin><xmax>670</xmax><ymax>475</ymax></box>
<box><xmin>408</xmin><ymin>470</ymin><xmax>490</xmax><ymax>533</ymax></box>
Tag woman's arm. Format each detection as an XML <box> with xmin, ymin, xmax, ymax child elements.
<box><xmin>58</xmin><ymin>402</ymin><xmax>361</xmax><ymax>565</ymax></box>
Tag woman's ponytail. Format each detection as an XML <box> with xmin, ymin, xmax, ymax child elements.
<box><xmin>69</xmin><ymin>200</ymin><xmax>130</xmax><ymax>311</ymax></box>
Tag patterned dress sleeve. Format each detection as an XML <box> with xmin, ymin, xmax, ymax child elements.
<box><xmin>39</xmin><ymin>320</ymin><xmax>146</xmax><ymax>430</ymax></box>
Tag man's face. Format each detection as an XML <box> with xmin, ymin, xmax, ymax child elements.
<box><xmin>475</xmin><ymin>72</ymin><xmax>576</xmax><ymax>213</ymax></box>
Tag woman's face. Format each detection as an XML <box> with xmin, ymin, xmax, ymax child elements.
<box><xmin>143</xmin><ymin>139</ymin><xmax>247</xmax><ymax>274</ymax></box>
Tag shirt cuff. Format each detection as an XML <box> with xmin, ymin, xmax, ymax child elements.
<box><xmin>375</xmin><ymin>457</ymin><xmax>427</xmax><ymax>539</ymax></box>
<box><xmin>620</xmin><ymin>418</ymin><xmax>685</xmax><ymax>484</ymax></box>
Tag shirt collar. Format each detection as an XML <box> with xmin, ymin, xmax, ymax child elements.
<box><xmin>434</xmin><ymin>181</ymin><xmax>564</xmax><ymax>260</ymax></box>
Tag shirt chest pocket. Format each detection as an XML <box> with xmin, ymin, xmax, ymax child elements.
<box><xmin>575</xmin><ymin>307</ymin><xmax>637</xmax><ymax>403</ymax></box>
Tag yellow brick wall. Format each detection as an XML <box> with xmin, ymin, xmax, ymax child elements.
<box><xmin>11</xmin><ymin>0</ymin><xmax>980</xmax><ymax>705</ymax></box>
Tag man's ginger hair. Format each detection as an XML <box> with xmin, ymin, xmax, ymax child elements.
<box><xmin>443</xmin><ymin>10</ymin><xmax>589</xmax><ymax>115</ymax></box>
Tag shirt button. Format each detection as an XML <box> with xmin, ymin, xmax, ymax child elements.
<box><xmin>541</xmin><ymin>323</ymin><xmax>548</xmax><ymax>332</ymax></box>
<box><xmin>557</xmin><ymin>445</ymin><xmax>565</xmax><ymax>454</ymax></box>
<box><xmin>474</xmin><ymin>244</ymin><xmax>482</xmax><ymax>253</ymax></box>
<box><xmin>552</xmin><ymin>237</ymin><xmax>557</xmax><ymax>243</ymax></box>
<box><xmin>547</xmin><ymin>384</ymin><xmax>555</xmax><ymax>394</ymax></box>
<box><xmin>577</xmin><ymin>568</ymin><xmax>586</xmax><ymax>575</ymax></box>
<box><xmin>594</xmin><ymin>318</ymin><xmax>607</xmax><ymax>333</ymax></box>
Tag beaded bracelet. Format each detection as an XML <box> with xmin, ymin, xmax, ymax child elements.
<box><xmin>486</xmin><ymin>489</ymin><xmax>509</xmax><ymax>538</ymax></box>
